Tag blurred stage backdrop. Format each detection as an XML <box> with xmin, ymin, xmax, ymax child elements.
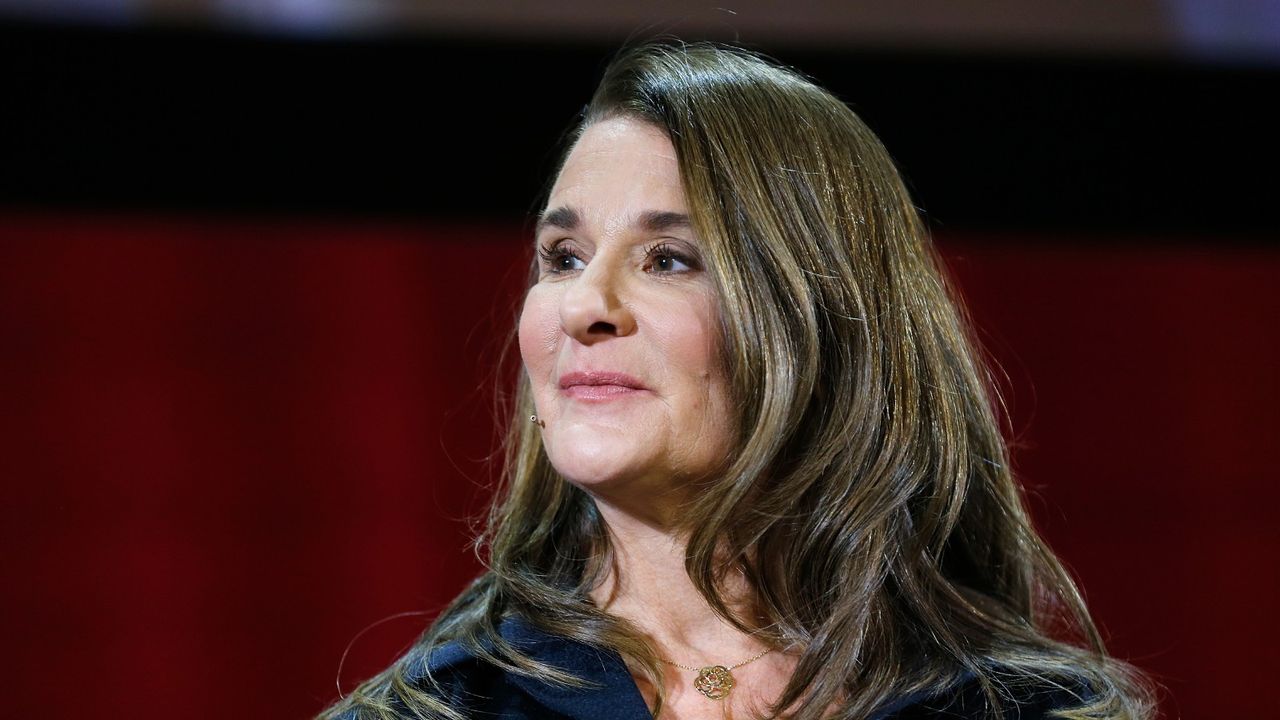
<box><xmin>2</xmin><ymin>2</ymin><xmax>1277</xmax><ymax>719</ymax></box>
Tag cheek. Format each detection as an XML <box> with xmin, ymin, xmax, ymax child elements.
<box><xmin>670</xmin><ymin>294</ymin><xmax>722</xmax><ymax>378</ymax></box>
<box><xmin>658</xmin><ymin>293</ymin><xmax>735</xmax><ymax>468</ymax></box>
<box><xmin>517</xmin><ymin>287</ymin><xmax>560</xmax><ymax>378</ymax></box>
<box><xmin>659</xmin><ymin>293</ymin><xmax>727</xmax><ymax>407</ymax></box>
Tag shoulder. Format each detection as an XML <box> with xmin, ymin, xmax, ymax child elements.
<box><xmin>875</xmin><ymin>671</ymin><xmax>1095</xmax><ymax>720</ymax></box>
<box><xmin>345</xmin><ymin>616</ymin><xmax>645</xmax><ymax>720</ymax></box>
<box><xmin>416</xmin><ymin>615</ymin><xmax>603</xmax><ymax>689</ymax></box>
<box><xmin>325</xmin><ymin>623</ymin><xmax>542</xmax><ymax>720</ymax></box>
<box><xmin>397</xmin><ymin>625</ymin><xmax>533</xmax><ymax>716</ymax></box>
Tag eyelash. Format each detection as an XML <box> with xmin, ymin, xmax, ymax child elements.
<box><xmin>643</xmin><ymin>242</ymin><xmax>699</xmax><ymax>274</ymax></box>
<box><xmin>537</xmin><ymin>241</ymin><xmax>699</xmax><ymax>275</ymax></box>
<box><xmin>537</xmin><ymin>242</ymin><xmax>583</xmax><ymax>274</ymax></box>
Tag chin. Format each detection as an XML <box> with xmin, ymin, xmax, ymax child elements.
<box><xmin>544</xmin><ymin>422</ymin><xmax>653</xmax><ymax>490</ymax></box>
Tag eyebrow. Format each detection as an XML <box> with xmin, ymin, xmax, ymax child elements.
<box><xmin>535</xmin><ymin>206</ymin><xmax>580</xmax><ymax>236</ymax></box>
<box><xmin>636</xmin><ymin>210</ymin><xmax>691</xmax><ymax>233</ymax></box>
<box><xmin>535</xmin><ymin>206</ymin><xmax>691</xmax><ymax>236</ymax></box>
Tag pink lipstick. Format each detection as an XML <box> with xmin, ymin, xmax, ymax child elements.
<box><xmin>559</xmin><ymin>371</ymin><xmax>648</xmax><ymax>401</ymax></box>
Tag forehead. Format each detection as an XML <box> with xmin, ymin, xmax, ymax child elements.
<box><xmin>546</xmin><ymin>116</ymin><xmax>685</xmax><ymax>219</ymax></box>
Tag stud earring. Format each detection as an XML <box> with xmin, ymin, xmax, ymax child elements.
<box><xmin>530</xmin><ymin>414</ymin><xmax>545</xmax><ymax>428</ymax></box>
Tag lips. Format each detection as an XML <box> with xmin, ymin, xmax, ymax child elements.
<box><xmin>559</xmin><ymin>371</ymin><xmax>648</xmax><ymax>400</ymax></box>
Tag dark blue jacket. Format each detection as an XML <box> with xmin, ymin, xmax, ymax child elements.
<box><xmin>348</xmin><ymin>617</ymin><xmax>1087</xmax><ymax>719</ymax></box>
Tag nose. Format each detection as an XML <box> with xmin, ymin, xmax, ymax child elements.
<box><xmin>559</xmin><ymin>261</ymin><xmax>637</xmax><ymax>344</ymax></box>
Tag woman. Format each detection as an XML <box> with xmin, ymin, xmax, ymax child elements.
<box><xmin>320</xmin><ymin>42</ymin><xmax>1152</xmax><ymax>720</ymax></box>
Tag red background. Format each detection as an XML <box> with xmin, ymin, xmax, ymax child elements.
<box><xmin>1</xmin><ymin>213</ymin><xmax>1275</xmax><ymax>718</ymax></box>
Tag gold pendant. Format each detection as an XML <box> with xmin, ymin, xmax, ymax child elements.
<box><xmin>693</xmin><ymin>665</ymin><xmax>735</xmax><ymax>700</ymax></box>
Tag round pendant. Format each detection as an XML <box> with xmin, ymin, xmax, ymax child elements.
<box><xmin>693</xmin><ymin>665</ymin><xmax>735</xmax><ymax>700</ymax></box>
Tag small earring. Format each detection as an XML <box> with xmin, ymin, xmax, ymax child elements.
<box><xmin>530</xmin><ymin>414</ymin><xmax>545</xmax><ymax>428</ymax></box>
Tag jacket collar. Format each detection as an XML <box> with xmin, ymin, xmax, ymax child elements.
<box><xmin>494</xmin><ymin>616</ymin><xmax>977</xmax><ymax>720</ymax></box>
<box><xmin>499</xmin><ymin>616</ymin><xmax>654</xmax><ymax>720</ymax></box>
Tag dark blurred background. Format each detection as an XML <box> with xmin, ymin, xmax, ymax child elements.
<box><xmin>1</xmin><ymin>2</ymin><xmax>1277</xmax><ymax>718</ymax></box>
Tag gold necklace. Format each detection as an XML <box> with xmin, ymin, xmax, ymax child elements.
<box><xmin>662</xmin><ymin>647</ymin><xmax>773</xmax><ymax>700</ymax></box>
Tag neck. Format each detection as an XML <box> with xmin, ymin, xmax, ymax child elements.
<box><xmin>588</xmin><ymin>497</ymin><xmax>765</xmax><ymax>666</ymax></box>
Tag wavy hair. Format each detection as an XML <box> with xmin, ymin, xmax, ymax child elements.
<box><xmin>320</xmin><ymin>41</ymin><xmax>1153</xmax><ymax>720</ymax></box>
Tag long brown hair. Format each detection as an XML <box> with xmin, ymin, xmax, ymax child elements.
<box><xmin>320</xmin><ymin>41</ymin><xmax>1153</xmax><ymax>720</ymax></box>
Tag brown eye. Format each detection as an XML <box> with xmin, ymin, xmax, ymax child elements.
<box><xmin>644</xmin><ymin>243</ymin><xmax>697</xmax><ymax>274</ymax></box>
<box><xmin>538</xmin><ymin>243</ymin><xmax>586</xmax><ymax>274</ymax></box>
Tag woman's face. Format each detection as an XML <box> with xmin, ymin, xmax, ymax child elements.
<box><xmin>518</xmin><ymin>116</ymin><xmax>734</xmax><ymax>508</ymax></box>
